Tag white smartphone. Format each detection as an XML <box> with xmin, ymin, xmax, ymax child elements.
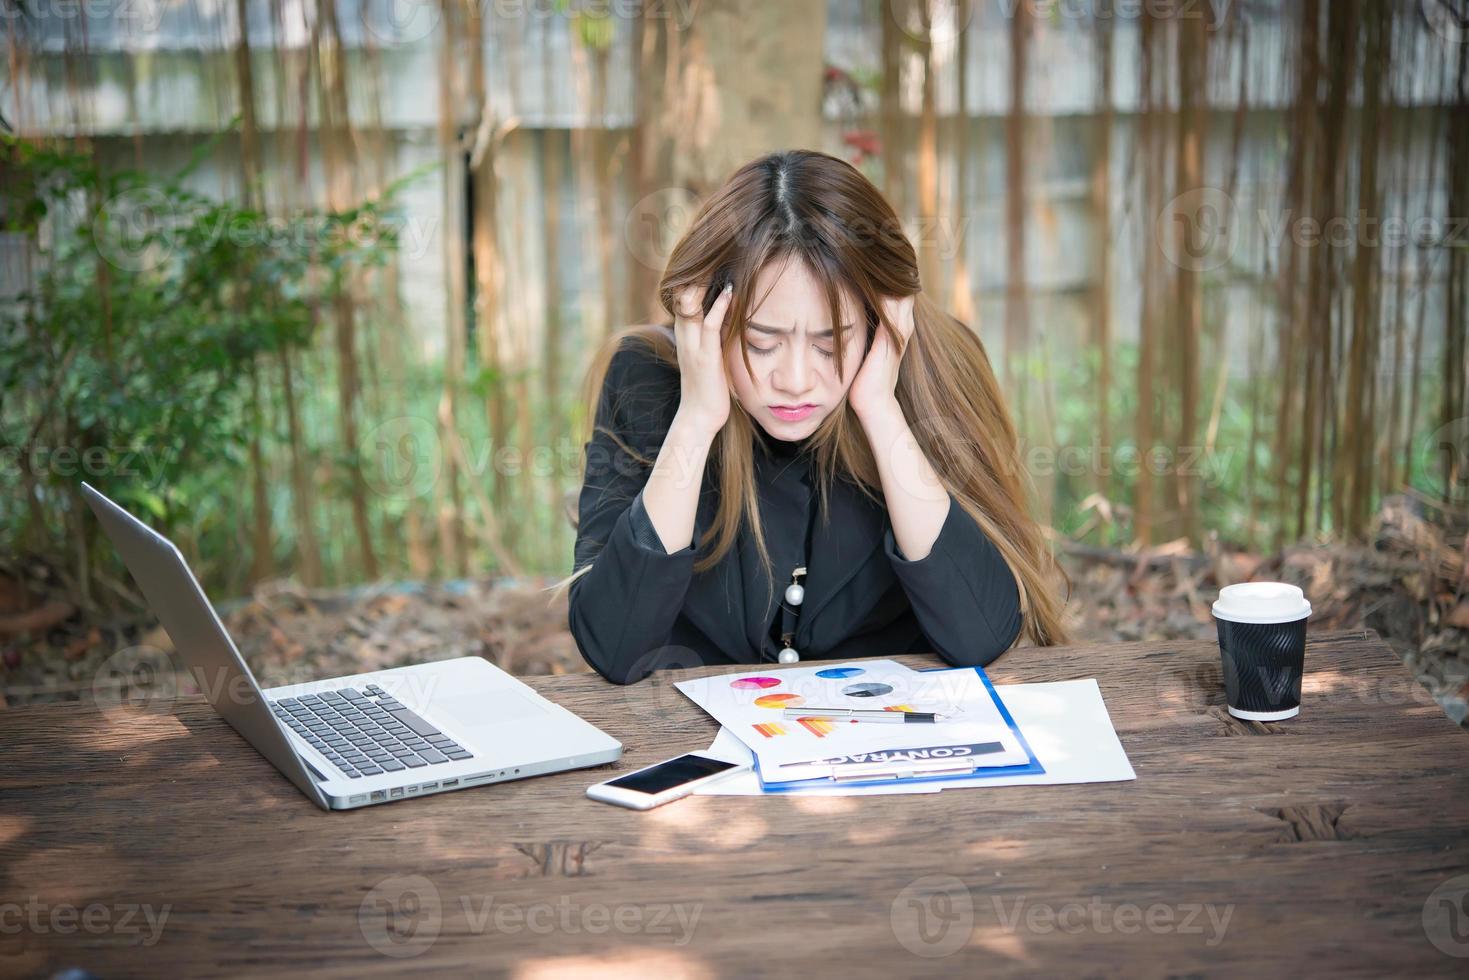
<box><xmin>586</xmin><ymin>752</ymin><xmax>751</xmax><ymax>810</ymax></box>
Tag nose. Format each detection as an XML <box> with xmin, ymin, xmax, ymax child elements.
<box><xmin>771</xmin><ymin>340</ymin><xmax>815</xmax><ymax>399</ymax></box>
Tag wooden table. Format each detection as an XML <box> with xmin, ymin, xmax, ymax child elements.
<box><xmin>3</xmin><ymin>628</ymin><xmax>1467</xmax><ymax>977</ymax></box>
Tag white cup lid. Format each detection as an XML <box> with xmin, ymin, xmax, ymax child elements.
<box><xmin>1212</xmin><ymin>581</ymin><xmax>1311</xmax><ymax>624</ymax></box>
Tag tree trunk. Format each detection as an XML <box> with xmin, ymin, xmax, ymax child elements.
<box><xmin>316</xmin><ymin>0</ymin><xmax>378</xmax><ymax>579</ymax></box>
<box><xmin>466</xmin><ymin>0</ymin><xmax>515</xmax><ymax>558</ymax></box>
<box><xmin>949</xmin><ymin>0</ymin><xmax>973</xmax><ymax>323</ymax></box>
<box><xmin>1342</xmin><ymin>0</ymin><xmax>1389</xmax><ymax>537</ymax></box>
<box><xmin>881</xmin><ymin>2</ymin><xmax>905</xmax><ymax>219</ymax></box>
<box><xmin>1090</xmin><ymin>2</ymin><xmax>1115</xmax><ymax>512</ymax></box>
<box><xmin>1133</xmin><ymin>9</ymin><xmax>1163</xmax><ymax>546</ymax></box>
<box><xmin>1445</xmin><ymin>33</ymin><xmax>1469</xmax><ymax>504</ymax></box>
<box><xmin>233</xmin><ymin>0</ymin><xmax>274</xmax><ymax>585</ymax></box>
<box><xmin>916</xmin><ymin>1</ymin><xmax>939</xmax><ymax>293</ymax></box>
<box><xmin>628</xmin><ymin>3</ymin><xmax>669</xmax><ymax>324</ymax></box>
<box><xmin>662</xmin><ymin>0</ymin><xmax>827</xmax><ymax>196</ymax></box>
<box><xmin>1403</xmin><ymin>42</ymin><xmax>1446</xmax><ymax>490</ymax></box>
<box><xmin>1004</xmin><ymin>0</ymin><xmax>1031</xmax><ymax>418</ymax></box>
<box><xmin>1172</xmin><ymin>1</ymin><xmax>1208</xmax><ymax>546</ymax></box>
<box><xmin>437</xmin><ymin>0</ymin><xmax>468</xmax><ymax>578</ymax></box>
<box><xmin>1298</xmin><ymin>0</ymin><xmax>1354</xmax><ymax>539</ymax></box>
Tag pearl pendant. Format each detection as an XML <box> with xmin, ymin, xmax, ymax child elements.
<box><xmin>778</xmin><ymin>647</ymin><xmax>801</xmax><ymax>664</ymax></box>
<box><xmin>785</xmin><ymin>582</ymin><xmax>805</xmax><ymax>606</ymax></box>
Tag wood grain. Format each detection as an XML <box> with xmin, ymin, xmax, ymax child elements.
<box><xmin>2</xmin><ymin>629</ymin><xmax>1467</xmax><ymax>977</ymax></box>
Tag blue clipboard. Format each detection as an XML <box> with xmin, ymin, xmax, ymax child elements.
<box><xmin>752</xmin><ymin>665</ymin><xmax>1045</xmax><ymax>792</ymax></box>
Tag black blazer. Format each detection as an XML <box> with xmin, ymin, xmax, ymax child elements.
<box><xmin>568</xmin><ymin>330</ymin><xmax>1024</xmax><ymax>685</ymax></box>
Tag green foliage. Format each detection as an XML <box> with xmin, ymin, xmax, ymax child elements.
<box><xmin>1037</xmin><ymin>338</ymin><xmax>1449</xmax><ymax>550</ymax></box>
<box><xmin>564</xmin><ymin>2</ymin><xmax>614</xmax><ymax>51</ymax></box>
<box><xmin>0</xmin><ymin>135</ymin><xmax>403</xmax><ymax>599</ymax></box>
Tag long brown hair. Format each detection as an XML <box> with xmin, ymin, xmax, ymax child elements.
<box><xmin>552</xmin><ymin>149</ymin><xmax>1069</xmax><ymax>647</ymax></box>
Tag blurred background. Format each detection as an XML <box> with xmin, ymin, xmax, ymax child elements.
<box><xmin>2</xmin><ymin>1</ymin><xmax>1467</xmax><ymax>722</ymax></box>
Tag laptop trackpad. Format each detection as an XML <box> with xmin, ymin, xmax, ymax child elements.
<box><xmin>431</xmin><ymin>687</ymin><xmax>549</xmax><ymax>733</ymax></box>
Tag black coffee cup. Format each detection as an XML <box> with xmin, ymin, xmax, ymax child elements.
<box><xmin>1211</xmin><ymin>582</ymin><xmax>1311</xmax><ymax>721</ymax></box>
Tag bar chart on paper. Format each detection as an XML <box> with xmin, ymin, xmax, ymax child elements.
<box><xmin>795</xmin><ymin>716</ymin><xmax>836</xmax><ymax>737</ymax></box>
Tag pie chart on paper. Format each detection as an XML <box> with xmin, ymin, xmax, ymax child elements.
<box><xmin>754</xmin><ymin>693</ymin><xmax>805</xmax><ymax>709</ymax></box>
<box><xmin>730</xmin><ymin>677</ymin><xmax>782</xmax><ymax>690</ymax></box>
<box><xmin>815</xmin><ymin>667</ymin><xmax>864</xmax><ymax>679</ymax></box>
<box><xmin>842</xmin><ymin>682</ymin><xmax>894</xmax><ymax>698</ymax></box>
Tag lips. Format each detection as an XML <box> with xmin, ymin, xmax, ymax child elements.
<box><xmin>770</xmin><ymin>404</ymin><xmax>817</xmax><ymax>421</ymax></box>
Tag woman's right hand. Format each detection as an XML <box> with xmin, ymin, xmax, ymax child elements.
<box><xmin>672</xmin><ymin>281</ymin><xmax>735</xmax><ymax>440</ymax></box>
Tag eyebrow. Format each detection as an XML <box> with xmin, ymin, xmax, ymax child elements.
<box><xmin>746</xmin><ymin>320</ymin><xmax>854</xmax><ymax>339</ymax></box>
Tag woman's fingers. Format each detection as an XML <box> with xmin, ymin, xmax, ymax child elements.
<box><xmin>674</xmin><ymin>284</ymin><xmax>704</xmax><ymax>325</ymax></box>
<box><xmin>674</xmin><ymin>281</ymin><xmax>731</xmax><ymax>357</ymax></box>
<box><xmin>704</xmin><ymin>282</ymin><xmax>733</xmax><ymax>333</ymax></box>
<box><xmin>669</xmin><ymin>280</ymin><xmax>733</xmax><ymax>437</ymax></box>
<box><xmin>673</xmin><ymin>283</ymin><xmax>706</xmax><ymax>355</ymax></box>
<box><xmin>880</xmin><ymin>294</ymin><xmax>917</xmax><ymax>339</ymax></box>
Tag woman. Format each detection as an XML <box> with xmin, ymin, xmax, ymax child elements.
<box><xmin>554</xmin><ymin>149</ymin><xmax>1068</xmax><ymax>685</ymax></box>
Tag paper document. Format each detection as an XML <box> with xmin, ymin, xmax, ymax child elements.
<box><xmin>674</xmin><ymin>660</ymin><xmax>1032</xmax><ymax>785</ymax></box>
<box><xmin>696</xmin><ymin>679</ymin><xmax>1135</xmax><ymax>796</ymax></box>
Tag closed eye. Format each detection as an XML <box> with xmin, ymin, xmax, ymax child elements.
<box><xmin>747</xmin><ymin>342</ymin><xmax>836</xmax><ymax>360</ymax></box>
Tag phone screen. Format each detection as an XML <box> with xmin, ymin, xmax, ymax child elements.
<box><xmin>605</xmin><ymin>755</ymin><xmax>738</xmax><ymax>795</ymax></box>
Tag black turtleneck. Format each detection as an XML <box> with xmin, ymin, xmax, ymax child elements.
<box><xmin>761</xmin><ymin>432</ymin><xmax>808</xmax><ymax>458</ymax></box>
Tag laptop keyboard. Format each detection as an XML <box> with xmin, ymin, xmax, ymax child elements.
<box><xmin>269</xmin><ymin>684</ymin><xmax>474</xmax><ymax>779</ymax></box>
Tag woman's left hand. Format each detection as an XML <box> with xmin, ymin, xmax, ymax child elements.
<box><xmin>848</xmin><ymin>294</ymin><xmax>916</xmax><ymax>422</ymax></box>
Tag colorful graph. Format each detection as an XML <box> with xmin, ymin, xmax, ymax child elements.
<box><xmin>815</xmin><ymin>667</ymin><xmax>864</xmax><ymax>679</ymax></box>
<box><xmin>842</xmin><ymin>682</ymin><xmax>894</xmax><ymax>698</ymax></box>
<box><xmin>796</xmin><ymin>716</ymin><xmax>836</xmax><ymax>737</ymax></box>
<box><xmin>885</xmin><ymin>705</ymin><xmax>915</xmax><ymax>712</ymax></box>
<box><xmin>752</xmin><ymin>722</ymin><xmax>788</xmax><ymax>738</ymax></box>
<box><xmin>731</xmin><ymin>676</ymin><xmax>782</xmax><ymax>690</ymax></box>
<box><xmin>754</xmin><ymin>693</ymin><xmax>805</xmax><ymax>709</ymax></box>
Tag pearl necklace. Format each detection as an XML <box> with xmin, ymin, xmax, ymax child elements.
<box><xmin>776</xmin><ymin>565</ymin><xmax>808</xmax><ymax>663</ymax></box>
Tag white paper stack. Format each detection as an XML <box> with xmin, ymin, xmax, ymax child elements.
<box><xmin>694</xmin><ymin>678</ymin><xmax>1136</xmax><ymax>797</ymax></box>
<box><xmin>673</xmin><ymin>659</ymin><xmax>1033</xmax><ymax>786</ymax></box>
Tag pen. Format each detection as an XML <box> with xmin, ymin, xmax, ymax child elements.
<box><xmin>776</xmin><ymin>754</ymin><xmax>978</xmax><ymax>771</ymax></box>
<box><xmin>780</xmin><ymin>706</ymin><xmax>947</xmax><ymax>723</ymax></box>
<box><xmin>830</xmin><ymin>760</ymin><xmax>980</xmax><ymax>782</ymax></box>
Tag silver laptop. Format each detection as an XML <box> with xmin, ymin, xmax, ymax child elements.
<box><xmin>81</xmin><ymin>482</ymin><xmax>622</xmax><ymax>810</ymax></box>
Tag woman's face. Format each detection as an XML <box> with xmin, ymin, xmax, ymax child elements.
<box><xmin>725</xmin><ymin>258</ymin><xmax>868</xmax><ymax>441</ymax></box>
